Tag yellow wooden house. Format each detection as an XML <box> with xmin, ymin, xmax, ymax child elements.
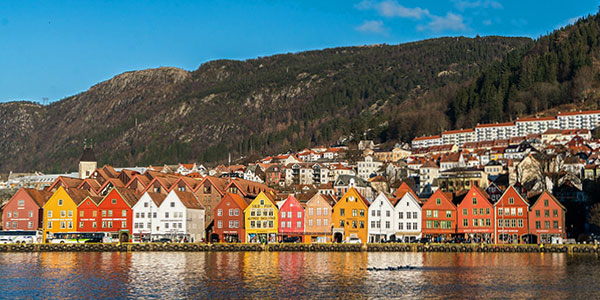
<box><xmin>244</xmin><ymin>191</ymin><xmax>278</xmax><ymax>243</ymax></box>
<box><xmin>331</xmin><ymin>187</ymin><xmax>370</xmax><ymax>243</ymax></box>
<box><xmin>42</xmin><ymin>186</ymin><xmax>90</xmax><ymax>240</ymax></box>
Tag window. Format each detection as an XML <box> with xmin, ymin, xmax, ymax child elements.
<box><xmin>297</xmin><ymin>221</ymin><xmax>302</xmax><ymax>228</ymax></box>
<box><xmin>102</xmin><ymin>221</ymin><xmax>106</xmax><ymax>228</ymax></box>
<box><xmin>426</xmin><ymin>220</ymin><xmax>432</xmax><ymax>229</ymax></box>
<box><xmin>385</xmin><ymin>221</ymin><xmax>390</xmax><ymax>229</ymax></box>
<box><xmin>108</xmin><ymin>221</ymin><xmax>113</xmax><ymax>228</ymax></box>
<box><xmin>498</xmin><ymin>219</ymin><xmax>503</xmax><ymax>227</ymax></box>
<box><xmin>510</xmin><ymin>208</ymin><xmax>516</xmax><ymax>216</ymax></box>
<box><xmin>121</xmin><ymin>221</ymin><xmax>126</xmax><ymax>228</ymax></box>
<box><xmin>463</xmin><ymin>209</ymin><xmax>467</xmax><ymax>216</ymax></box>
<box><xmin>93</xmin><ymin>222</ymin><xmax>97</xmax><ymax>228</ymax></box>
<box><xmin>511</xmin><ymin>219</ymin><xmax>516</xmax><ymax>227</ymax></box>
<box><xmin>234</xmin><ymin>209</ymin><xmax>239</xmax><ymax>216</ymax></box>
<box><xmin>359</xmin><ymin>221</ymin><xmax>364</xmax><ymax>228</ymax></box>
<box><xmin>287</xmin><ymin>221</ymin><xmax>291</xmax><ymax>228</ymax></box>
<box><xmin>250</xmin><ymin>221</ymin><xmax>256</xmax><ymax>228</ymax></box>
<box><xmin>473</xmin><ymin>219</ymin><xmax>478</xmax><ymax>227</ymax></box>
<box><xmin>60</xmin><ymin>221</ymin><xmax>66</xmax><ymax>229</ymax></box>
<box><xmin>386</xmin><ymin>211</ymin><xmax>390</xmax><ymax>217</ymax></box>
<box><xmin>6</xmin><ymin>212</ymin><xmax>11</xmax><ymax>218</ymax></box>
<box><xmin>535</xmin><ymin>210</ymin><xmax>540</xmax><ymax>217</ymax></box>
<box><xmin>544</xmin><ymin>221</ymin><xmax>550</xmax><ymax>229</ymax></box>
<box><xmin>229</xmin><ymin>220</ymin><xmax>234</xmax><ymax>228</ymax></box>
<box><xmin>553</xmin><ymin>221</ymin><xmax>558</xmax><ymax>229</ymax></box>
<box><xmin>170</xmin><ymin>202</ymin><xmax>175</xmax><ymax>208</ymax></box>
<box><xmin>18</xmin><ymin>200</ymin><xmax>24</xmax><ymax>206</ymax></box>
<box><xmin>67</xmin><ymin>210</ymin><xmax>72</xmax><ymax>217</ymax></box>
<box><xmin>544</xmin><ymin>199</ymin><xmax>549</xmax><ymax>207</ymax></box>
<box><xmin>228</xmin><ymin>209</ymin><xmax>233</xmax><ymax>216</ymax></box>
<box><xmin>111</xmin><ymin>199</ymin><xmax>117</xmax><ymax>204</ymax></box>
<box><xmin>508</xmin><ymin>197</ymin><xmax>514</xmax><ymax>204</ymax></box>
<box><xmin>165</xmin><ymin>212</ymin><xmax>169</xmax><ymax>218</ymax></box>
<box><xmin>436</xmin><ymin>198</ymin><xmax>441</xmax><ymax>205</ymax></box>
<box><xmin>486</xmin><ymin>219</ymin><xmax>491</xmax><ymax>226</ymax></box>
<box><xmin>80</xmin><ymin>211</ymin><xmax>84</xmax><ymax>217</ymax></box>
<box><xmin>217</xmin><ymin>209</ymin><xmax>223</xmax><ymax>216</ymax></box>
<box><xmin>60</xmin><ymin>210</ymin><xmax>66</xmax><ymax>217</ymax></box>
<box><xmin>407</xmin><ymin>212</ymin><xmax>411</xmax><ymax>219</ymax></box>
<box><xmin>398</xmin><ymin>222</ymin><xmax>403</xmax><ymax>230</ymax></box>
<box><xmin>544</xmin><ymin>210</ymin><xmax>549</xmax><ymax>217</ymax></box>
<box><xmin>218</xmin><ymin>221</ymin><xmax>222</xmax><ymax>228</ymax></box>
<box><xmin>165</xmin><ymin>223</ymin><xmax>169</xmax><ymax>229</ymax></box>
<box><xmin>260</xmin><ymin>199</ymin><xmax>264</xmax><ymax>205</ymax></box>
<box><xmin>28</xmin><ymin>221</ymin><xmax>33</xmax><ymax>229</ymax></box>
<box><xmin>463</xmin><ymin>219</ymin><xmax>468</xmax><ymax>226</ymax></box>
<box><xmin>102</xmin><ymin>210</ymin><xmax>107</xmax><ymax>217</ymax></box>
<box><xmin>58</xmin><ymin>199</ymin><xmax>63</xmax><ymax>206</ymax></box>
<box><xmin>360</xmin><ymin>210</ymin><xmax>365</xmax><ymax>217</ymax></box>
<box><xmin>426</xmin><ymin>210</ymin><xmax>432</xmax><ymax>217</ymax></box>
<box><xmin>446</xmin><ymin>211</ymin><xmax>452</xmax><ymax>218</ymax></box>
<box><xmin>108</xmin><ymin>210</ymin><xmax>113</xmax><ymax>217</ymax></box>
<box><xmin>498</xmin><ymin>209</ymin><xmax>503</xmax><ymax>216</ymax></box>
<box><xmin>144</xmin><ymin>202</ymin><xmax>149</xmax><ymax>208</ymax></box>
<box><xmin>287</xmin><ymin>211</ymin><xmax>292</xmax><ymax>218</ymax></box>
<box><xmin>79</xmin><ymin>222</ymin><xmax>84</xmax><ymax>228</ymax></box>
<box><xmin>29</xmin><ymin>211</ymin><xmax>33</xmax><ymax>218</ymax></box>
<box><xmin>407</xmin><ymin>222</ymin><xmax>412</xmax><ymax>230</ymax></box>
<box><xmin>141</xmin><ymin>212</ymin><xmax>145</xmax><ymax>218</ymax></box>
<box><xmin>479</xmin><ymin>208</ymin><xmax>484</xmax><ymax>215</ymax></box>
<box><xmin>413</xmin><ymin>212</ymin><xmax>417</xmax><ymax>219</ymax></box>
<box><xmin>47</xmin><ymin>221</ymin><xmax>52</xmax><ymax>229</ymax></box>
<box><xmin>93</xmin><ymin>211</ymin><xmax>97</xmax><ymax>217</ymax></box>
<box><xmin>473</xmin><ymin>208</ymin><xmax>477</xmax><ymax>215</ymax></box>
<box><xmin>340</xmin><ymin>209</ymin><xmax>345</xmax><ymax>216</ymax></box>
<box><xmin>472</xmin><ymin>197</ymin><xmax>477</xmax><ymax>205</ymax></box>
<box><xmin>122</xmin><ymin>210</ymin><xmax>127</xmax><ymax>217</ymax></box>
<box><xmin>371</xmin><ymin>210</ymin><xmax>376</xmax><ymax>217</ymax></box>
<box><xmin>352</xmin><ymin>209</ymin><xmax>357</xmax><ymax>217</ymax></box>
<box><xmin>553</xmin><ymin>210</ymin><xmax>558</xmax><ymax>217</ymax></box>
<box><xmin>309</xmin><ymin>208</ymin><xmax>314</xmax><ymax>216</ymax></box>
<box><xmin>518</xmin><ymin>219</ymin><xmax>523</xmax><ymax>228</ymax></box>
<box><xmin>297</xmin><ymin>211</ymin><xmax>302</xmax><ymax>218</ymax></box>
<box><xmin>486</xmin><ymin>208</ymin><xmax>490</xmax><ymax>215</ymax></box>
<box><xmin>399</xmin><ymin>212</ymin><xmax>404</xmax><ymax>219</ymax></box>
<box><xmin>517</xmin><ymin>208</ymin><xmax>523</xmax><ymax>216</ymax></box>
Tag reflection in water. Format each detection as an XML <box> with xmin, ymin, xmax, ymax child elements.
<box><xmin>0</xmin><ymin>252</ymin><xmax>598</xmax><ymax>299</ymax></box>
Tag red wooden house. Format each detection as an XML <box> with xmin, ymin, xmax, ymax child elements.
<box><xmin>2</xmin><ymin>188</ymin><xmax>52</xmax><ymax>230</ymax></box>
<box><xmin>421</xmin><ymin>189</ymin><xmax>457</xmax><ymax>242</ymax></box>
<box><xmin>77</xmin><ymin>195</ymin><xmax>102</xmax><ymax>232</ymax></box>
<box><xmin>456</xmin><ymin>186</ymin><xmax>495</xmax><ymax>243</ymax></box>
<box><xmin>278</xmin><ymin>195</ymin><xmax>305</xmax><ymax>242</ymax></box>
<box><xmin>494</xmin><ymin>185</ymin><xmax>529</xmax><ymax>244</ymax></box>
<box><xmin>97</xmin><ymin>187</ymin><xmax>140</xmax><ymax>241</ymax></box>
<box><xmin>528</xmin><ymin>191</ymin><xmax>566</xmax><ymax>244</ymax></box>
<box><xmin>212</xmin><ymin>192</ymin><xmax>249</xmax><ymax>242</ymax></box>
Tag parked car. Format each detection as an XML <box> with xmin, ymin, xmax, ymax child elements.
<box><xmin>413</xmin><ymin>238</ymin><xmax>430</xmax><ymax>244</ymax></box>
<box><xmin>281</xmin><ymin>237</ymin><xmax>302</xmax><ymax>243</ymax></box>
<box><xmin>344</xmin><ymin>237</ymin><xmax>362</xmax><ymax>244</ymax></box>
<box><xmin>0</xmin><ymin>238</ymin><xmax>12</xmax><ymax>244</ymax></box>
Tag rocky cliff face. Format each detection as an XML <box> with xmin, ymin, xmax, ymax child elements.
<box><xmin>0</xmin><ymin>36</ymin><xmax>531</xmax><ymax>172</ymax></box>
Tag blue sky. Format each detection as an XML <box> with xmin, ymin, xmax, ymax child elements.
<box><xmin>0</xmin><ymin>0</ymin><xmax>598</xmax><ymax>102</ymax></box>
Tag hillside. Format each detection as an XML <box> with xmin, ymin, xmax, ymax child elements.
<box><xmin>448</xmin><ymin>14</ymin><xmax>600</xmax><ymax>129</ymax></box>
<box><xmin>0</xmin><ymin>36</ymin><xmax>531</xmax><ymax>173</ymax></box>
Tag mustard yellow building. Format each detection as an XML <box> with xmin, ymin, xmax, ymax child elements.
<box><xmin>42</xmin><ymin>186</ymin><xmax>90</xmax><ymax>239</ymax></box>
<box><xmin>244</xmin><ymin>191</ymin><xmax>278</xmax><ymax>243</ymax></box>
<box><xmin>332</xmin><ymin>187</ymin><xmax>370</xmax><ymax>243</ymax></box>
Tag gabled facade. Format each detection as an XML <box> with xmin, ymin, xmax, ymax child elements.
<box><xmin>96</xmin><ymin>187</ymin><xmax>140</xmax><ymax>241</ymax></box>
<box><xmin>494</xmin><ymin>185</ymin><xmax>529</xmax><ymax>244</ymax></box>
<box><xmin>43</xmin><ymin>187</ymin><xmax>90</xmax><ymax>236</ymax></box>
<box><xmin>393</xmin><ymin>183</ymin><xmax>422</xmax><ymax>242</ymax></box>
<box><xmin>528</xmin><ymin>191</ymin><xmax>566</xmax><ymax>243</ymax></box>
<box><xmin>131</xmin><ymin>192</ymin><xmax>166</xmax><ymax>242</ymax></box>
<box><xmin>456</xmin><ymin>187</ymin><xmax>495</xmax><ymax>243</ymax></box>
<box><xmin>3</xmin><ymin>188</ymin><xmax>52</xmax><ymax>230</ymax></box>
<box><xmin>278</xmin><ymin>195</ymin><xmax>305</xmax><ymax>242</ymax></box>
<box><xmin>304</xmin><ymin>192</ymin><xmax>336</xmax><ymax>243</ymax></box>
<box><xmin>244</xmin><ymin>191</ymin><xmax>279</xmax><ymax>243</ymax></box>
<box><xmin>156</xmin><ymin>190</ymin><xmax>205</xmax><ymax>242</ymax></box>
<box><xmin>331</xmin><ymin>187</ymin><xmax>369</xmax><ymax>243</ymax></box>
<box><xmin>367</xmin><ymin>192</ymin><xmax>395</xmax><ymax>243</ymax></box>
<box><xmin>77</xmin><ymin>195</ymin><xmax>102</xmax><ymax>233</ymax></box>
<box><xmin>213</xmin><ymin>193</ymin><xmax>248</xmax><ymax>243</ymax></box>
<box><xmin>421</xmin><ymin>189</ymin><xmax>456</xmax><ymax>241</ymax></box>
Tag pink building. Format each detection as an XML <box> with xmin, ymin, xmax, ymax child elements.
<box><xmin>2</xmin><ymin>188</ymin><xmax>52</xmax><ymax>230</ymax></box>
<box><xmin>278</xmin><ymin>195</ymin><xmax>305</xmax><ymax>242</ymax></box>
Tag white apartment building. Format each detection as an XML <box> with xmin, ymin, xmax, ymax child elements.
<box><xmin>132</xmin><ymin>192</ymin><xmax>166</xmax><ymax>241</ymax></box>
<box><xmin>357</xmin><ymin>156</ymin><xmax>383</xmax><ymax>180</ymax></box>
<box><xmin>475</xmin><ymin>122</ymin><xmax>517</xmax><ymax>141</ymax></box>
<box><xmin>442</xmin><ymin>129</ymin><xmax>476</xmax><ymax>146</ymax></box>
<box><xmin>411</xmin><ymin>135</ymin><xmax>443</xmax><ymax>148</ymax></box>
<box><xmin>515</xmin><ymin>117</ymin><xmax>558</xmax><ymax>136</ymax></box>
<box><xmin>557</xmin><ymin>110</ymin><xmax>600</xmax><ymax>130</ymax></box>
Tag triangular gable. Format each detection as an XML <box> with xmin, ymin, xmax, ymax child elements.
<box><xmin>423</xmin><ymin>189</ymin><xmax>457</xmax><ymax>209</ymax></box>
<box><xmin>393</xmin><ymin>182</ymin><xmax>419</xmax><ymax>206</ymax></box>
<box><xmin>334</xmin><ymin>187</ymin><xmax>370</xmax><ymax>209</ymax></box>
<box><xmin>98</xmin><ymin>187</ymin><xmax>140</xmax><ymax>208</ymax></box>
<box><xmin>495</xmin><ymin>185</ymin><xmax>529</xmax><ymax>208</ymax></box>
<box><xmin>531</xmin><ymin>190</ymin><xmax>566</xmax><ymax>211</ymax></box>
<box><xmin>47</xmin><ymin>176</ymin><xmax>84</xmax><ymax>192</ymax></box>
<box><xmin>194</xmin><ymin>176</ymin><xmax>228</xmax><ymax>196</ymax></box>
<box><xmin>372</xmin><ymin>192</ymin><xmax>394</xmax><ymax>209</ymax></box>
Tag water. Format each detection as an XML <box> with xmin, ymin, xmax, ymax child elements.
<box><xmin>0</xmin><ymin>252</ymin><xmax>599</xmax><ymax>299</ymax></box>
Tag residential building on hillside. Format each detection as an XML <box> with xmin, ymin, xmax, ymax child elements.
<box><xmin>357</xmin><ymin>155</ymin><xmax>383</xmax><ymax>180</ymax></box>
<box><xmin>442</xmin><ymin>129</ymin><xmax>475</xmax><ymax>146</ymax></box>
<box><xmin>475</xmin><ymin>122</ymin><xmax>517</xmax><ymax>141</ymax></box>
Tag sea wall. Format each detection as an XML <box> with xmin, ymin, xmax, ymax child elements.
<box><xmin>0</xmin><ymin>243</ymin><xmax>598</xmax><ymax>253</ymax></box>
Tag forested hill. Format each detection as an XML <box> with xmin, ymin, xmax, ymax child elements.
<box><xmin>449</xmin><ymin>13</ymin><xmax>600</xmax><ymax>129</ymax></box>
<box><xmin>1</xmin><ymin>36</ymin><xmax>531</xmax><ymax>173</ymax></box>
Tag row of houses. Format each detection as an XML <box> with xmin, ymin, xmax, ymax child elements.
<box><xmin>3</xmin><ymin>177</ymin><xmax>565</xmax><ymax>245</ymax></box>
<box><xmin>412</xmin><ymin>109</ymin><xmax>600</xmax><ymax>148</ymax></box>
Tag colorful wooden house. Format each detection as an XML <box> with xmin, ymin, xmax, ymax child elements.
<box><xmin>278</xmin><ymin>195</ymin><xmax>305</xmax><ymax>242</ymax></box>
<box><xmin>494</xmin><ymin>185</ymin><xmax>529</xmax><ymax>244</ymax></box>
<box><xmin>77</xmin><ymin>195</ymin><xmax>102</xmax><ymax>232</ymax></box>
<box><xmin>528</xmin><ymin>191</ymin><xmax>566</xmax><ymax>244</ymax></box>
<box><xmin>213</xmin><ymin>193</ymin><xmax>248</xmax><ymax>243</ymax></box>
<box><xmin>96</xmin><ymin>187</ymin><xmax>140</xmax><ymax>242</ymax></box>
<box><xmin>131</xmin><ymin>192</ymin><xmax>166</xmax><ymax>242</ymax></box>
<box><xmin>331</xmin><ymin>187</ymin><xmax>369</xmax><ymax>243</ymax></box>
<box><xmin>244</xmin><ymin>191</ymin><xmax>278</xmax><ymax>243</ymax></box>
<box><xmin>367</xmin><ymin>192</ymin><xmax>395</xmax><ymax>243</ymax></box>
<box><xmin>456</xmin><ymin>186</ymin><xmax>495</xmax><ymax>243</ymax></box>
<box><xmin>2</xmin><ymin>188</ymin><xmax>52</xmax><ymax>230</ymax></box>
<box><xmin>304</xmin><ymin>192</ymin><xmax>336</xmax><ymax>243</ymax></box>
<box><xmin>392</xmin><ymin>182</ymin><xmax>422</xmax><ymax>242</ymax></box>
<box><xmin>43</xmin><ymin>187</ymin><xmax>90</xmax><ymax>237</ymax></box>
<box><xmin>421</xmin><ymin>189</ymin><xmax>457</xmax><ymax>241</ymax></box>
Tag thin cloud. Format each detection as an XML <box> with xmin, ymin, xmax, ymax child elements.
<box><xmin>355</xmin><ymin>20</ymin><xmax>387</xmax><ymax>34</ymax></box>
<box><xmin>482</xmin><ymin>19</ymin><xmax>492</xmax><ymax>26</ymax></box>
<box><xmin>417</xmin><ymin>13</ymin><xmax>468</xmax><ymax>33</ymax></box>
<box><xmin>356</xmin><ymin>0</ymin><xmax>429</xmax><ymax>19</ymax></box>
<box><xmin>453</xmin><ymin>0</ymin><xmax>503</xmax><ymax>11</ymax></box>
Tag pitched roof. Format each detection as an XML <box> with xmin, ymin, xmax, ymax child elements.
<box><xmin>174</xmin><ymin>190</ymin><xmax>204</xmax><ymax>209</ymax></box>
<box><xmin>146</xmin><ymin>192</ymin><xmax>167</xmax><ymax>206</ymax></box>
<box><xmin>393</xmin><ymin>182</ymin><xmax>419</xmax><ymax>206</ymax></box>
<box><xmin>80</xmin><ymin>147</ymin><xmax>97</xmax><ymax>162</ymax></box>
<box><xmin>65</xmin><ymin>188</ymin><xmax>92</xmax><ymax>206</ymax></box>
<box><xmin>22</xmin><ymin>188</ymin><xmax>53</xmax><ymax>208</ymax></box>
<box><xmin>222</xmin><ymin>192</ymin><xmax>249</xmax><ymax>211</ymax></box>
<box><xmin>112</xmin><ymin>187</ymin><xmax>141</xmax><ymax>207</ymax></box>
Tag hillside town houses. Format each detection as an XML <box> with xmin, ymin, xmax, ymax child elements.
<box><xmin>2</xmin><ymin>109</ymin><xmax>600</xmax><ymax>243</ymax></box>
